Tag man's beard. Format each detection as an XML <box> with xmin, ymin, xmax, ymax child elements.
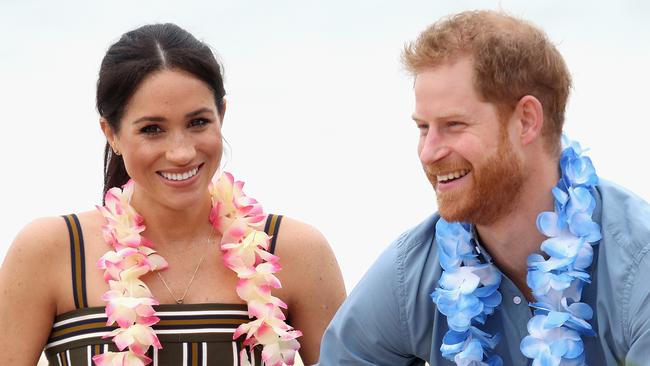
<box><xmin>425</xmin><ymin>132</ymin><xmax>525</xmax><ymax>225</ymax></box>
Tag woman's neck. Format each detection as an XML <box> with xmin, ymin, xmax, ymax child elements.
<box><xmin>129</xmin><ymin>186</ymin><xmax>214</xmax><ymax>247</ymax></box>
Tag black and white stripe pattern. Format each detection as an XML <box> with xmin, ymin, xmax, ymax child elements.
<box><xmin>45</xmin><ymin>304</ymin><xmax>262</xmax><ymax>365</ymax></box>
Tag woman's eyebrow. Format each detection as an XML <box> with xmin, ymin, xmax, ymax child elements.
<box><xmin>185</xmin><ymin>107</ymin><xmax>214</xmax><ymax>118</ymax></box>
<box><xmin>132</xmin><ymin>115</ymin><xmax>166</xmax><ymax>125</ymax></box>
<box><xmin>131</xmin><ymin>108</ymin><xmax>215</xmax><ymax>125</ymax></box>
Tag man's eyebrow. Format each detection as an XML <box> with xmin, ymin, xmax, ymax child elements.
<box><xmin>438</xmin><ymin>112</ymin><xmax>469</xmax><ymax>120</ymax></box>
<box><xmin>411</xmin><ymin>111</ymin><xmax>469</xmax><ymax>122</ymax></box>
<box><xmin>411</xmin><ymin>114</ymin><xmax>426</xmax><ymax>122</ymax></box>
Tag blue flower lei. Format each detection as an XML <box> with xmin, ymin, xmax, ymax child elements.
<box><xmin>431</xmin><ymin>137</ymin><xmax>601</xmax><ymax>365</ymax></box>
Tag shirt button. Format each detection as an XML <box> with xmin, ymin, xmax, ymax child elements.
<box><xmin>513</xmin><ymin>296</ymin><xmax>522</xmax><ymax>305</ymax></box>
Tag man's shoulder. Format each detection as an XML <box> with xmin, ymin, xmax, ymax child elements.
<box><xmin>599</xmin><ymin>179</ymin><xmax>650</xmax><ymax>213</ymax></box>
<box><xmin>391</xmin><ymin>213</ymin><xmax>441</xmax><ymax>255</ymax></box>
<box><xmin>356</xmin><ymin>212</ymin><xmax>441</xmax><ymax>296</ymax></box>
<box><xmin>595</xmin><ymin>180</ymin><xmax>650</xmax><ymax>358</ymax></box>
<box><xmin>362</xmin><ymin>213</ymin><xmax>440</xmax><ymax>285</ymax></box>
<box><xmin>377</xmin><ymin>213</ymin><xmax>443</xmax><ymax>300</ymax></box>
<box><xmin>598</xmin><ymin>179</ymin><xmax>650</xmax><ymax>255</ymax></box>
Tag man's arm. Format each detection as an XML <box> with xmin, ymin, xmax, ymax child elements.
<box><xmin>624</xmin><ymin>246</ymin><xmax>650</xmax><ymax>365</ymax></box>
<box><xmin>317</xmin><ymin>234</ymin><xmax>421</xmax><ymax>365</ymax></box>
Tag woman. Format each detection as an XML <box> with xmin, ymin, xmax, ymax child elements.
<box><xmin>0</xmin><ymin>23</ymin><xmax>345</xmax><ymax>365</ymax></box>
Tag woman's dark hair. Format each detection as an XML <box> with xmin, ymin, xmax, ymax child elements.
<box><xmin>97</xmin><ymin>23</ymin><xmax>226</xmax><ymax>197</ymax></box>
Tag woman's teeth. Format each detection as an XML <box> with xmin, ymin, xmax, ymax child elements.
<box><xmin>159</xmin><ymin>166</ymin><xmax>199</xmax><ymax>181</ymax></box>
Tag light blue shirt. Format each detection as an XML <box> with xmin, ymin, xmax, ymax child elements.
<box><xmin>318</xmin><ymin>180</ymin><xmax>650</xmax><ymax>365</ymax></box>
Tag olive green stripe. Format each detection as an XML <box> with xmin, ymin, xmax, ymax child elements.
<box><xmin>267</xmin><ymin>214</ymin><xmax>283</xmax><ymax>255</ymax></box>
<box><xmin>68</xmin><ymin>215</ymin><xmax>86</xmax><ymax>308</ymax></box>
<box><xmin>267</xmin><ymin>214</ymin><xmax>279</xmax><ymax>237</ymax></box>
<box><xmin>192</xmin><ymin>342</ymin><xmax>198</xmax><ymax>366</ymax></box>
<box><xmin>53</xmin><ymin>317</ymin><xmax>247</xmax><ymax>338</ymax></box>
<box><xmin>52</xmin><ymin>303</ymin><xmax>248</xmax><ymax>322</ymax></box>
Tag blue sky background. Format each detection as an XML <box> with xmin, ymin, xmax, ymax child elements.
<box><xmin>1</xmin><ymin>0</ymin><xmax>649</xmax><ymax>291</ymax></box>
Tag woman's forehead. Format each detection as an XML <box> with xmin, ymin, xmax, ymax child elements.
<box><xmin>121</xmin><ymin>69</ymin><xmax>217</xmax><ymax>123</ymax></box>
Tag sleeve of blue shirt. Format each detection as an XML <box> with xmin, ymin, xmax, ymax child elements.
<box><xmin>625</xmin><ymin>245</ymin><xmax>650</xmax><ymax>366</ymax></box>
<box><xmin>317</xmin><ymin>232</ymin><xmax>420</xmax><ymax>365</ymax></box>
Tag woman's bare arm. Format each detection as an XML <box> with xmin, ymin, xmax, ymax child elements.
<box><xmin>0</xmin><ymin>217</ymin><xmax>66</xmax><ymax>364</ymax></box>
<box><xmin>273</xmin><ymin>217</ymin><xmax>346</xmax><ymax>365</ymax></box>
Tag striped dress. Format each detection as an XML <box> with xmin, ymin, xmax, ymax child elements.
<box><xmin>44</xmin><ymin>213</ymin><xmax>285</xmax><ymax>366</ymax></box>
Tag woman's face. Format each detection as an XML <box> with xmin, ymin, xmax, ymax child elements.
<box><xmin>104</xmin><ymin>68</ymin><xmax>223</xmax><ymax>211</ymax></box>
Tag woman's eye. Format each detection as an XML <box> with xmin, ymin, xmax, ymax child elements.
<box><xmin>140</xmin><ymin>125</ymin><xmax>163</xmax><ymax>135</ymax></box>
<box><xmin>189</xmin><ymin>118</ymin><xmax>211</xmax><ymax>128</ymax></box>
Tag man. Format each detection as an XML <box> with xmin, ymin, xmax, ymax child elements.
<box><xmin>318</xmin><ymin>10</ymin><xmax>650</xmax><ymax>365</ymax></box>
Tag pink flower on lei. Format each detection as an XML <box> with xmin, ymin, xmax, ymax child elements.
<box><xmin>97</xmin><ymin>181</ymin><xmax>149</xmax><ymax>249</ymax></box>
<box><xmin>96</xmin><ymin>174</ymin><xmax>301</xmax><ymax>366</ymax></box>
<box><xmin>102</xmin><ymin>287</ymin><xmax>159</xmax><ymax>329</ymax></box>
<box><xmin>235</xmin><ymin>264</ymin><xmax>284</xmax><ymax>306</ymax></box>
<box><xmin>234</xmin><ymin>302</ymin><xmax>302</xmax><ymax>366</ymax></box>
<box><xmin>98</xmin><ymin>247</ymin><xmax>167</xmax><ymax>282</ymax></box>
<box><xmin>105</xmin><ymin>321</ymin><xmax>162</xmax><ymax>354</ymax></box>
<box><xmin>96</xmin><ymin>180</ymin><xmax>163</xmax><ymax>365</ymax></box>
<box><xmin>209</xmin><ymin>172</ymin><xmax>266</xmax><ymax>233</ymax></box>
<box><xmin>211</xmin><ymin>172</ymin><xmax>302</xmax><ymax>366</ymax></box>
<box><xmin>222</xmin><ymin>229</ymin><xmax>280</xmax><ymax>275</ymax></box>
<box><xmin>93</xmin><ymin>351</ymin><xmax>151</xmax><ymax>366</ymax></box>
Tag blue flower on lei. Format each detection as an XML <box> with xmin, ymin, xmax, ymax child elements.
<box><xmin>521</xmin><ymin>137</ymin><xmax>601</xmax><ymax>365</ymax></box>
<box><xmin>431</xmin><ymin>136</ymin><xmax>601</xmax><ymax>366</ymax></box>
<box><xmin>431</xmin><ymin>220</ymin><xmax>503</xmax><ymax>365</ymax></box>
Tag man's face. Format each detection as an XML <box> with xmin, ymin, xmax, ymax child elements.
<box><xmin>412</xmin><ymin>57</ymin><xmax>525</xmax><ymax>225</ymax></box>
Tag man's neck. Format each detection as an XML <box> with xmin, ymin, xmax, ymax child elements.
<box><xmin>475</xmin><ymin>157</ymin><xmax>559</xmax><ymax>301</ymax></box>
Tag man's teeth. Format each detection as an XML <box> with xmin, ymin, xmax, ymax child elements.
<box><xmin>437</xmin><ymin>169</ymin><xmax>469</xmax><ymax>183</ymax></box>
<box><xmin>160</xmin><ymin>167</ymin><xmax>199</xmax><ymax>181</ymax></box>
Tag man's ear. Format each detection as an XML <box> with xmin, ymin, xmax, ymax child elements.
<box><xmin>514</xmin><ymin>95</ymin><xmax>544</xmax><ymax>146</ymax></box>
<box><xmin>100</xmin><ymin>118</ymin><xmax>120</xmax><ymax>154</ymax></box>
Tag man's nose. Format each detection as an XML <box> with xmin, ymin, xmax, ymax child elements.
<box><xmin>419</xmin><ymin>129</ymin><xmax>450</xmax><ymax>165</ymax></box>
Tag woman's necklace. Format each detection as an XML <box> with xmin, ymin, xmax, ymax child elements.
<box><xmin>431</xmin><ymin>137</ymin><xmax>601</xmax><ymax>365</ymax></box>
<box><xmin>155</xmin><ymin>226</ymin><xmax>214</xmax><ymax>304</ymax></box>
<box><xmin>93</xmin><ymin>172</ymin><xmax>302</xmax><ymax>366</ymax></box>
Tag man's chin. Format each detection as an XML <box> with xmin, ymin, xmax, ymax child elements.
<box><xmin>437</xmin><ymin>198</ymin><xmax>494</xmax><ymax>224</ymax></box>
<box><xmin>438</xmin><ymin>212</ymin><xmax>470</xmax><ymax>223</ymax></box>
<box><xmin>437</xmin><ymin>200</ymin><xmax>471</xmax><ymax>223</ymax></box>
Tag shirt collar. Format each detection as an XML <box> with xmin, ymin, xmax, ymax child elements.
<box><xmin>468</xmin><ymin>185</ymin><xmax>604</xmax><ymax>265</ymax></box>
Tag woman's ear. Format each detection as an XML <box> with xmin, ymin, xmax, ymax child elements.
<box><xmin>219</xmin><ymin>98</ymin><xmax>227</xmax><ymax>126</ymax></box>
<box><xmin>100</xmin><ymin>118</ymin><xmax>120</xmax><ymax>155</ymax></box>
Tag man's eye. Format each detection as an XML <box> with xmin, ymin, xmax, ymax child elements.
<box><xmin>447</xmin><ymin>121</ymin><xmax>464</xmax><ymax>128</ymax></box>
<box><xmin>140</xmin><ymin>125</ymin><xmax>163</xmax><ymax>134</ymax></box>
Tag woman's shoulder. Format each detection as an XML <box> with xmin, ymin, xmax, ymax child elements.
<box><xmin>7</xmin><ymin>210</ymin><xmax>102</xmax><ymax>263</ymax></box>
<box><xmin>268</xmin><ymin>215</ymin><xmax>346</xmax><ymax>359</ymax></box>
<box><xmin>1</xmin><ymin>215</ymin><xmax>75</xmax><ymax>312</ymax></box>
<box><xmin>272</xmin><ymin>215</ymin><xmax>343</xmax><ymax>291</ymax></box>
<box><xmin>273</xmin><ymin>215</ymin><xmax>332</xmax><ymax>258</ymax></box>
<box><xmin>9</xmin><ymin>216</ymin><xmax>69</xmax><ymax>256</ymax></box>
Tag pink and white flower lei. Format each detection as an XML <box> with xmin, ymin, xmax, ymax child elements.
<box><xmin>93</xmin><ymin>172</ymin><xmax>302</xmax><ymax>366</ymax></box>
